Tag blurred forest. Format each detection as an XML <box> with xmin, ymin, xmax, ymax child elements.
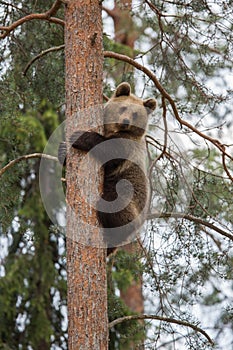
<box><xmin>0</xmin><ymin>0</ymin><xmax>233</xmax><ymax>349</ymax></box>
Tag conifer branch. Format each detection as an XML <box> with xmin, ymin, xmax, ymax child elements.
<box><xmin>222</xmin><ymin>151</ymin><xmax>233</xmax><ymax>182</ymax></box>
<box><xmin>23</xmin><ymin>44</ymin><xmax>65</xmax><ymax>75</ymax></box>
<box><xmin>147</xmin><ymin>212</ymin><xmax>233</xmax><ymax>241</ymax></box>
<box><xmin>109</xmin><ymin>314</ymin><xmax>214</xmax><ymax>345</ymax></box>
<box><xmin>0</xmin><ymin>0</ymin><xmax>64</xmax><ymax>39</ymax></box>
<box><xmin>102</xmin><ymin>6</ymin><xmax>116</xmax><ymax>19</ymax></box>
<box><xmin>0</xmin><ymin>153</ymin><xmax>58</xmax><ymax>177</ymax></box>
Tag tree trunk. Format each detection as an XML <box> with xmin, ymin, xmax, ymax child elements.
<box><xmin>65</xmin><ymin>1</ymin><xmax>108</xmax><ymax>349</ymax></box>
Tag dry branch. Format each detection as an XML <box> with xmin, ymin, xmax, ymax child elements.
<box><xmin>109</xmin><ymin>314</ymin><xmax>214</xmax><ymax>345</ymax></box>
<box><xmin>0</xmin><ymin>153</ymin><xmax>58</xmax><ymax>177</ymax></box>
<box><xmin>222</xmin><ymin>151</ymin><xmax>233</xmax><ymax>182</ymax></box>
<box><xmin>147</xmin><ymin>212</ymin><xmax>233</xmax><ymax>241</ymax></box>
<box><xmin>23</xmin><ymin>44</ymin><xmax>65</xmax><ymax>75</ymax></box>
<box><xmin>0</xmin><ymin>0</ymin><xmax>64</xmax><ymax>39</ymax></box>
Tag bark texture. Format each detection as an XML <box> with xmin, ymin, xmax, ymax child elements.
<box><xmin>65</xmin><ymin>1</ymin><xmax>108</xmax><ymax>349</ymax></box>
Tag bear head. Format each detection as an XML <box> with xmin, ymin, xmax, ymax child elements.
<box><xmin>104</xmin><ymin>82</ymin><xmax>157</xmax><ymax>139</ymax></box>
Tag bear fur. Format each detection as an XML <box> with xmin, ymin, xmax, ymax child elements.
<box><xmin>58</xmin><ymin>82</ymin><xmax>156</xmax><ymax>254</ymax></box>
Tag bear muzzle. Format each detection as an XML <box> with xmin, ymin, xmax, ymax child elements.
<box><xmin>122</xmin><ymin>118</ymin><xmax>130</xmax><ymax>128</ymax></box>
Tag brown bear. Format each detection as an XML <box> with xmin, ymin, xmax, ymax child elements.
<box><xmin>58</xmin><ymin>82</ymin><xmax>156</xmax><ymax>254</ymax></box>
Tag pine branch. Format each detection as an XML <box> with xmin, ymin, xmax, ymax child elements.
<box><xmin>23</xmin><ymin>44</ymin><xmax>65</xmax><ymax>75</ymax></box>
<box><xmin>0</xmin><ymin>153</ymin><xmax>58</xmax><ymax>177</ymax></box>
<box><xmin>0</xmin><ymin>0</ymin><xmax>64</xmax><ymax>39</ymax></box>
<box><xmin>222</xmin><ymin>151</ymin><xmax>233</xmax><ymax>182</ymax></box>
<box><xmin>109</xmin><ymin>314</ymin><xmax>214</xmax><ymax>345</ymax></box>
<box><xmin>147</xmin><ymin>212</ymin><xmax>233</xmax><ymax>241</ymax></box>
<box><xmin>102</xmin><ymin>6</ymin><xmax>116</xmax><ymax>19</ymax></box>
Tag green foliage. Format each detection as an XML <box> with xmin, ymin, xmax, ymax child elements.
<box><xmin>103</xmin><ymin>35</ymin><xmax>136</xmax><ymax>87</ymax></box>
<box><xmin>0</xmin><ymin>118</ymin><xmax>66</xmax><ymax>349</ymax></box>
<box><xmin>103</xmin><ymin>35</ymin><xmax>136</xmax><ymax>57</ymax></box>
<box><xmin>108</xmin><ymin>251</ymin><xmax>146</xmax><ymax>350</ymax></box>
<box><xmin>111</xmin><ymin>250</ymin><xmax>144</xmax><ymax>292</ymax></box>
<box><xmin>0</xmin><ymin>0</ymin><xmax>64</xmax><ymax>115</ymax></box>
<box><xmin>0</xmin><ymin>3</ymin><xmax>65</xmax><ymax>349</ymax></box>
<box><xmin>0</xmin><ymin>100</ymin><xmax>60</xmax><ymax>229</ymax></box>
<box><xmin>0</xmin><ymin>7</ymin><xmax>65</xmax><ymax>343</ymax></box>
<box><xmin>189</xmin><ymin>149</ymin><xmax>233</xmax><ymax>222</ymax></box>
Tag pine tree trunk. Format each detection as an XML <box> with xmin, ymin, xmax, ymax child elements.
<box><xmin>64</xmin><ymin>1</ymin><xmax>108</xmax><ymax>349</ymax></box>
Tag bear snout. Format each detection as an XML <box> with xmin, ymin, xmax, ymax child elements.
<box><xmin>122</xmin><ymin>118</ymin><xmax>130</xmax><ymax>126</ymax></box>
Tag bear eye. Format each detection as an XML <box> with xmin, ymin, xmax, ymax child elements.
<box><xmin>132</xmin><ymin>112</ymin><xmax>138</xmax><ymax>120</ymax></box>
<box><xmin>119</xmin><ymin>106</ymin><xmax>127</xmax><ymax>114</ymax></box>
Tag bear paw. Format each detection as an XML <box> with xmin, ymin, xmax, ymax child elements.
<box><xmin>69</xmin><ymin>131</ymin><xmax>86</xmax><ymax>149</ymax></box>
<box><xmin>70</xmin><ymin>130</ymin><xmax>104</xmax><ymax>152</ymax></box>
<box><xmin>58</xmin><ymin>141</ymin><xmax>67</xmax><ymax>166</ymax></box>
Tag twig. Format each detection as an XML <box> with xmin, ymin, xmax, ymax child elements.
<box><xmin>0</xmin><ymin>153</ymin><xmax>58</xmax><ymax>177</ymax></box>
<box><xmin>0</xmin><ymin>0</ymin><xmax>64</xmax><ymax>39</ymax></box>
<box><xmin>222</xmin><ymin>151</ymin><xmax>233</xmax><ymax>182</ymax></box>
<box><xmin>147</xmin><ymin>212</ymin><xmax>233</xmax><ymax>241</ymax></box>
<box><xmin>149</xmin><ymin>96</ymin><xmax>168</xmax><ymax>176</ymax></box>
<box><xmin>23</xmin><ymin>44</ymin><xmax>65</xmax><ymax>75</ymax></box>
<box><xmin>160</xmin><ymin>96</ymin><xmax>168</xmax><ymax>157</ymax></box>
<box><xmin>109</xmin><ymin>314</ymin><xmax>214</xmax><ymax>345</ymax></box>
<box><xmin>103</xmin><ymin>94</ymin><xmax>109</xmax><ymax>102</ymax></box>
<box><xmin>136</xmin><ymin>238</ymin><xmax>166</xmax><ymax>311</ymax></box>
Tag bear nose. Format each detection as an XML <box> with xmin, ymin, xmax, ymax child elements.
<box><xmin>122</xmin><ymin>118</ymin><xmax>130</xmax><ymax>125</ymax></box>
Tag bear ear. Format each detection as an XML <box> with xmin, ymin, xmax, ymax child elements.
<box><xmin>143</xmin><ymin>98</ymin><xmax>157</xmax><ymax>114</ymax></box>
<box><xmin>115</xmin><ymin>82</ymin><xmax>131</xmax><ymax>97</ymax></box>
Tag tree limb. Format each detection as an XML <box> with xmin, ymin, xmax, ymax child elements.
<box><xmin>149</xmin><ymin>96</ymin><xmax>168</xmax><ymax>177</ymax></box>
<box><xmin>222</xmin><ymin>151</ymin><xmax>233</xmax><ymax>182</ymax></box>
<box><xmin>102</xmin><ymin>6</ymin><xmax>116</xmax><ymax>19</ymax></box>
<box><xmin>0</xmin><ymin>153</ymin><xmax>58</xmax><ymax>177</ymax></box>
<box><xmin>109</xmin><ymin>314</ymin><xmax>214</xmax><ymax>345</ymax></box>
<box><xmin>23</xmin><ymin>44</ymin><xmax>65</xmax><ymax>75</ymax></box>
<box><xmin>0</xmin><ymin>0</ymin><xmax>64</xmax><ymax>39</ymax></box>
<box><xmin>147</xmin><ymin>212</ymin><xmax>233</xmax><ymax>241</ymax></box>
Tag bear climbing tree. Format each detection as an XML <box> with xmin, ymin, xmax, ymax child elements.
<box><xmin>58</xmin><ymin>82</ymin><xmax>156</xmax><ymax>254</ymax></box>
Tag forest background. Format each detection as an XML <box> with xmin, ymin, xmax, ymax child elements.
<box><xmin>0</xmin><ymin>0</ymin><xmax>233</xmax><ymax>349</ymax></box>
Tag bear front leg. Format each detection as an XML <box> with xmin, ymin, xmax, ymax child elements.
<box><xmin>58</xmin><ymin>131</ymin><xmax>105</xmax><ymax>165</ymax></box>
<box><xmin>70</xmin><ymin>131</ymin><xmax>105</xmax><ymax>152</ymax></box>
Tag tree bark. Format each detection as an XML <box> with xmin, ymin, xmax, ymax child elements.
<box><xmin>65</xmin><ymin>1</ymin><xmax>108</xmax><ymax>349</ymax></box>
